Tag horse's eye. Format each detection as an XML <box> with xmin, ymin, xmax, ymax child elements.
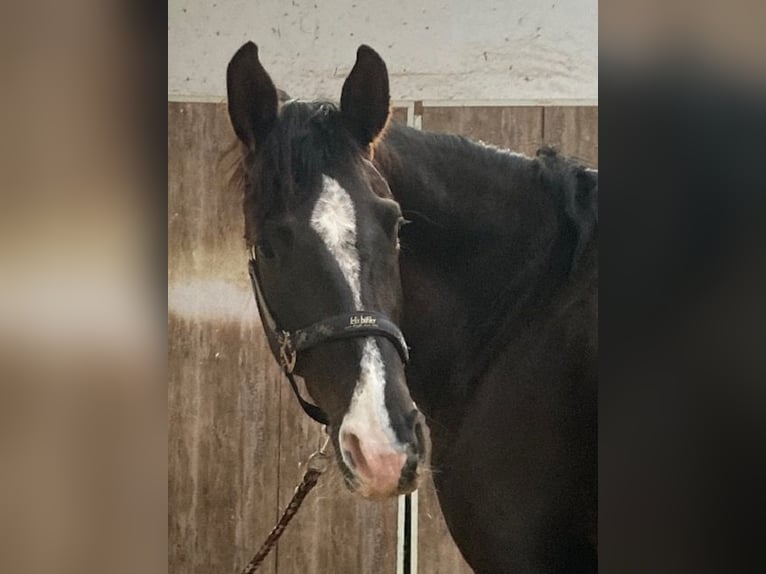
<box><xmin>259</xmin><ymin>221</ymin><xmax>294</xmax><ymax>260</ymax></box>
<box><xmin>393</xmin><ymin>217</ymin><xmax>411</xmax><ymax>251</ymax></box>
<box><xmin>376</xmin><ymin>200</ymin><xmax>406</xmax><ymax>240</ymax></box>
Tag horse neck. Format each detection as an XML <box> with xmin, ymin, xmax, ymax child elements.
<box><xmin>374</xmin><ymin>125</ymin><xmax>573</xmax><ymax>423</ymax></box>
<box><xmin>375</xmin><ymin>125</ymin><xmax>542</xmax><ymax>234</ymax></box>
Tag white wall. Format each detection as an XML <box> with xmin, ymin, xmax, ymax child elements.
<box><xmin>168</xmin><ymin>0</ymin><xmax>597</xmax><ymax>103</ymax></box>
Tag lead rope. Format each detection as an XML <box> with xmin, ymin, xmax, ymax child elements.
<box><xmin>239</xmin><ymin>431</ymin><xmax>331</xmax><ymax>573</ymax></box>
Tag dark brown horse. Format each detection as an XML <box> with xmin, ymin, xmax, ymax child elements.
<box><xmin>226</xmin><ymin>42</ymin><xmax>597</xmax><ymax>573</ymax></box>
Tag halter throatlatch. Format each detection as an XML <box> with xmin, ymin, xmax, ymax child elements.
<box><xmin>247</xmin><ymin>256</ymin><xmax>410</xmax><ymax>425</ymax></box>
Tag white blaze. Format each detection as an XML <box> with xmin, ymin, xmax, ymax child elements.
<box><xmin>344</xmin><ymin>338</ymin><xmax>399</xmax><ymax>448</ymax></box>
<box><xmin>310</xmin><ymin>176</ymin><xmax>362</xmax><ymax>309</ymax></box>
<box><xmin>310</xmin><ymin>176</ymin><xmax>400</xmax><ymax>454</ymax></box>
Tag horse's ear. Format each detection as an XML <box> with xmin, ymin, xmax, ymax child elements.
<box><xmin>340</xmin><ymin>45</ymin><xmax>391</xmax><ymax>148</ymax></box>
<box><xmin>226</xmin><ymin>42</ymin><xmax>278</xmax><ymax>149</ymax></box>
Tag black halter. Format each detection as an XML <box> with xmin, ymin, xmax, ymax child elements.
<box><xmin>247</xmin><ymin>255</ymin><xmax>410</xmax><ymax>425</ymax></box>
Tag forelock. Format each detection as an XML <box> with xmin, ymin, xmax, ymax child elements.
<box><xmin>245</xmin><ymin>100</ymin><xmax>362</xmax><ymax>237</ymax></box>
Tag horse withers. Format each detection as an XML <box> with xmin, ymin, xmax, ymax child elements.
<box><xmin>226</xmin><ymin>43</ymin><xmax>597</xmax><ymax>572</ymax></box>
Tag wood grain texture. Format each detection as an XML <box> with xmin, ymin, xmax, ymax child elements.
<box><xmin>168</xmin><ymin>102</ymin><xmax>401</xmax><ymax>574</ymax></box>
<box><xmin>422</xmin><ymin>106</ymin><xmax>545</xmax><ymax>157</ymax></box>
<box><xmin>543</xmin><ymin>106</ymin><xmax>599</xmax><ymax>167</ymax></box>
<box><xmin>391</xmin><ymin>106</ymin><xmax>408</xmax><ymax>126</ymax></box>
<box><xmin>169</xmin><ymin>101</ymin><xmax>282</xmax><ymax>574</ymax></box>
<box><xmin>416</xmin><ymin>475</ymin><xmax>474</xmax><ymax>574</ymax></box>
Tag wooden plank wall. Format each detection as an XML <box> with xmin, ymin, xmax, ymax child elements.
<box><xmin>168</xmin><ymin>102</ymin><xmax>283</xmax><ymax>574</ymax></box>
<box><xmin>168</xmin><ymin>102</ymin><xmax>597</xmax><ymax>574</ymax></box>
<box><xmin>168</xmin><ymin>102</ymin><xmax>403</xmax><ymax>574</ymax></box>
<box><xmin>422</xmin><ymin>106</ymin><xmax>598</xmax><ymax>167</ymax></box>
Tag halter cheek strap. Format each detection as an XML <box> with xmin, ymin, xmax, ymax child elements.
<box><xmin>247</xmin><ymin>258</ymin><xmax>410</xmax><ymax>425</ymax></box>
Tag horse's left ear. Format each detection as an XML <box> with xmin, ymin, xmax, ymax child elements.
<box><xmin>341</xmin><ymin>45</ymin><xmax>391</xmax><ymax>148</ymax></box>
<box><xmin>566</xmin><ymin>167</ymin><xmax>598</xmax><ymax>270</ymax></box>
<box><xmin>226</xmin><ymin>42</ymin><xmax>278</xmax><ymax>150</ymax></box>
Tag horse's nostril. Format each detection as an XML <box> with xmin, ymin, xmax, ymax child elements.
<box><xmin>342</xmin><ymin>449</ymin><xmax>356</xmax><ymax>469</ymax></box>
<box><xmin>340</xmin><ymin>429</ymin><xmax>408</xmax><ymax>496</ymax></box>
<box><xmin>400</xmin><ymin>455</ymin><xmax>419</xmax><ymax>487</ymax></box>
<box><xmin>413</xmin><ymin>418</ymin><xmax>426</xmax><ymax>457</ymax></box>
<box><xmin>341</xmin><ymin>431</ymin><xmax>366</xmax><ymax>474</ymax></box>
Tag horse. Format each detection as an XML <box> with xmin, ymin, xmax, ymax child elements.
<box><xmin>226</xmin><ymin>42</ymin><xmax>597</xmax><ymax>573</ymax></box>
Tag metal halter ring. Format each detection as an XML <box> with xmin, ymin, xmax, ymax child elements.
<box><xmin>278</xmin><ymin>330</ymin><xmax>297</xmax><ymax>373</ymax></box>
<box><xmin>306</xmin><ymin>431</ymin><xmax>332</xmax><ymax>474</ymax></box>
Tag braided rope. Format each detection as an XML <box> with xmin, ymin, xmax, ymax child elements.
<box><xmin>239</xmin><ymin>437</ymin><xmax>330</xmax><ymax>573</ymax></box>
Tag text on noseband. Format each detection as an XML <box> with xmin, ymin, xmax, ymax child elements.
<box><xmin>349</xmin><ymin>315</ymin><xmax>378</xmax><ymax>327</ymax></box>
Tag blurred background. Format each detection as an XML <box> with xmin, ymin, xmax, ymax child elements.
<box><xmin>0</xmin><ymin>1</ymin><xmax>164</xmax><ymax>573</ymax></box>
<box><xmin>600</xmin><ymin>1</ymin><xmax>766</xmax><ymax>572</ymax></box>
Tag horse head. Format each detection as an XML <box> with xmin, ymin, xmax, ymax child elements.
<box><xmin>226</xmin><ymin>42</ymin><xmax>429</xmax><ymax>499</ymax></box>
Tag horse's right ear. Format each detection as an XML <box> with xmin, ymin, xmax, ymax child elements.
<box><xmin>341</xmin><ymin>45</ymin><xmax>391</xmax><ymax>149</ymax></box>
<box><xmin>226</xmin><ymin>42</ymin><xmax>278</xmax><ymax>149</ymax></box>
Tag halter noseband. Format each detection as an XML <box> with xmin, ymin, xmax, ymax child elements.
<box><xmin>247</xmin><ymin>254</ymin><xmax>410</xmax><ymax>425</ymax></box>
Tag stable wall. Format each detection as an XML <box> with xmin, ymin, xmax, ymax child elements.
<box><xmin>168</xmin><ymin>101</ymin><xmax>597</xmax><ymax>574</ymax></box>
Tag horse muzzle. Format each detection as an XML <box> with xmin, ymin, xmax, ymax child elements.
<box><xmin>339</xmin><ymin>409</ymin><xmax>428</xmax><ymax>498</ymax></box>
